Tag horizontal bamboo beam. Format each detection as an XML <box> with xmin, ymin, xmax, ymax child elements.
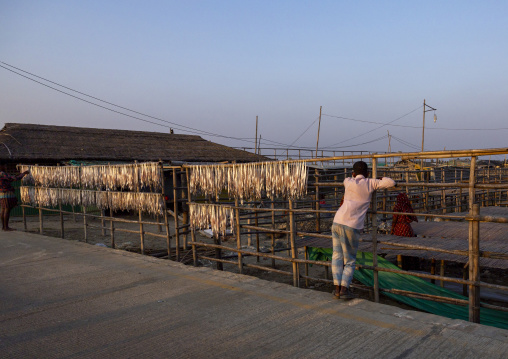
<box><xmin>21</xmin><ymin>205</ymin><xmax>164</xmax><ymax>226</ymax></box>
<box><xmin>381</xmin><ymin>288</ymin><xmax>469</xmax><ymax>306</ymax></box>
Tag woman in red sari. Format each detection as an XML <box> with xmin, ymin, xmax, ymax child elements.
<box><xmin>390</xmin><ymin>192</ymin><xmax>418</xmax><ymax>237</ymax></box>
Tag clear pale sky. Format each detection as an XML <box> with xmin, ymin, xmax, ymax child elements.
<box><xmin>1</xmin><ymin>1</ymin><xmax>507</xmax><ymax>155</ymax></box>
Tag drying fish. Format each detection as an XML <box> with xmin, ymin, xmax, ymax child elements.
<box><xmin>188</xmin><ymin>161</ymin><xmax>308</xmax><ymax>202</ymax></box>
<box><xmin>189</xmin><ymin>203</ymin><xmax>234</xmax><ymax>238</ymax></box>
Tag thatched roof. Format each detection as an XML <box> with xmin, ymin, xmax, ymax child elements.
<box><xmin>0</xmin><ymin>123</ymin><xmax>267</xmax><ymax>163</ymax></box>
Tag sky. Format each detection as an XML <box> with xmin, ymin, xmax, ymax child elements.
<box><xmin>1</xmin><ymin>1</ymin><xmax>507</xmax><ymax>157</ymax></box>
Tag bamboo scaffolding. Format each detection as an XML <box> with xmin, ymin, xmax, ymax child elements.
<box><xmin>18</xmin><ymin>148</ymin><xmax>508</xmax><ymax>324</ymax></box>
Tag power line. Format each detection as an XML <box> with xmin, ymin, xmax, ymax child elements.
<box><xmin>0</xmin><ymin>62</ymin><xmax>230</xmax><ymax>139</ymax></box>
<box><xmin>322</xmin><ymin>106</ymin><xmax>423</xmax><ymax>148</ymax></box>
<box><xmin>391</xmin><ymin>135</ymin><xmax>421</xmax><ymax>151</ymax></box>
<box><xmin>0</xmin><ymin>62</ymin><xmax>284</xmax><ymax>147</ymax></box>
<box><xmin>289</xmin><ymin>117</ymin><xmax>318</xmax><ymax>147</ymax></box>
<box><xmin>326</xmin><ymin>134</ymin><xmax>389</xmax><ymax>149</ymax></box>
<box><xmin>322</xmin><ymin>111</ymin><xmax>508</xmax><ymax>131</ymax></box>
<box><xmin>322</xmin><ymin>113</ymin><xmax>422</xmax><ymax>128</ymax></box>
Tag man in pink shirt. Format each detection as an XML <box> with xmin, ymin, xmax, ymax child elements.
<box><xmin>332</xmin><ymin>161</ymin><xmax>395</xmax><ymax>299</ymax></box>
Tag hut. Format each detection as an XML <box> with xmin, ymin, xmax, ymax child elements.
<box><xmin>0</xmin><ymin>123</ymin><xmax>267</xmax><ymax>215</ymax></box>
<box><xmin>0</xmin><ymin>123</ymin><xmax>266</xmax><ymax>166</ymax></box>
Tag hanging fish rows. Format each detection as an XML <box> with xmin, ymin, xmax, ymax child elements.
<box><xmin>20</xmin><ymin>187</ymin><xmax>164</xmax><ymax>215</ymax></box>
<box><xmin>189</xmin><ymin>203</ymin><xmax>234</xmax><ymax>238</ymax></box>
<box><xmin>18</xmin><ymin>163</ymin><xmax>162</xmax><ymax>191</ymax></box>
<box><xmin>188</xmin><ymin>161</ymin><xmax>308</xmax><ymax>201</ymax></box>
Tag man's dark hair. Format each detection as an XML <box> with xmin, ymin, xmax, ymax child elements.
<box><xmin>353</xmin><ymin>161</ymin><xmax>369</xmax><ymax>176</ymax></box>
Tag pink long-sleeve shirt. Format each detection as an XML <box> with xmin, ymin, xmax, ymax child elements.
<box><xmin>333</xmin><ymin>175</ymin><xmax>396</xmax><ymax>230</ymax></box>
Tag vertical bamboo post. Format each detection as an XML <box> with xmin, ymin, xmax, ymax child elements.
<box><xmin>469</xmin><ymin>203</ymin><xmax>481</xmax><ymax>323</ymax></box>
<box><xmin>185</xmin><ymin>168</ymin><xmax>197</xmax><ymax>266</ymax></box>
<box><xmin>487</xmin><ymin>161</ymin><xmax>491</xmax><ymax>205</ymax></box>
<box><xmin>289</xmin><ymin>199</ymin><xmax>299</xmax><ymax>287</ymax></box>
<box><xmin>315</xmin><ymin>168</ymin><xmax>320</xmax><ymax>232</ymax></box>
<box><xmin>371</xmin><ymin>157</ymin><xmax>380</xmax><ymax>302</ymax></box>
<box><xmin>255</xmin><ymin>211</ymin><xmax>260</xmax><ymax>262</ymax></box>
<box><xmin>247</xmin><ymin>217</ymin><xmax>252</xmax><ymax>246</ymax></box>
<box><xmin>460</xmin><ymin>170</ymin><xmax>464</xmax><ymax>211</ymax></box>
<box><xmin>334</xmin><ymin>175</ymin><xmax>338</xmax><ymax>206</ymax></box>
<box><xmin>271</xmin><ymin>194</ymin><xmax>276</xmax><ymax>268</ymax></box>
<box><xmin>173</xmin><ymin>169</ymin><xmax>180</xmax><ymax>261</ymax></box>
<box><xmin>110</xmin><ymin>207</ymin><xmax>115</xmax><ymax>249</ymax></box>
<box><xmin>56</xmin><ymin>163</ymin><xmax>64</xmax><ymax>239</ymax></box>
<box><xmin>441</xmin><ymin>170</ymin><xmax>446</xmax><ymax>214</ymax></box>
<box><xmin>405</xmin><ymin>170</ymin><xmax>409</xmax><ymax>194</ymax></box>
<box><xmin>83</xmin><ymin>206</ymin><xmax>87</xmax><ymax>243</ymax></box>
<box><xmin>180</xmin><ymin>171</ymin><xmax>188</xmax><ymax>249</ymax></box>
<box><xmin>39</xmin><ymin>207</ymin><xmax>43</xmax><ymax>234</ymax></box>
<box><xmin>304</xmin><ymin>246</ymin><xmax>309</xmax><ymax>288</ymax></box>
<box><xmin>59</xmin><ymin>196</ymin><xmax>64</xmax><ymax>239</ymax></box>
<box><xmin>425</xmin><ymin>169</ymin><xmax>430</xmax><ymax>218</ymax></box>
<box><xmin>469</xmin><ymin>157</ymin><xmax>477</xmax><ymax>210</ymax></box>
<box><xmin>162</xmin><ymin>163</ymin><xmax>172</xmax><ymax>259</ymax></box>
<box><xmin>397</xmin><ymin>255</ymin><xmax>403</xmax><ymax>269</ymax></box>
<box><xmin>235</xmin><ymin>198</ymin><xmax>243</xmax><ymax>274</ymax></box>
<box><xmin>135</xmin><ymin>162</ymin><xmax>144</xmax><ymax>255</ymax></box>
<box><xmin>468</xmin><ymin>156</ymin><xmax>480</xmax><ymax>323</ymax></box>
<box><xmin>285</xmin><ymin>202</ymin><xmax>290</xmax><ymax>255</ymax></box>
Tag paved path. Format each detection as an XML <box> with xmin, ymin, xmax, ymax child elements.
<box><xmin>1</xmin><ymin>230</ymin><xmax>507</xmax><ymax>358</ymax></box>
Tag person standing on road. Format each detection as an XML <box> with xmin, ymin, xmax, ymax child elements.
<box><xmin>0</xmin><ymin>164</ymin><xmax>29</xmax><ymax>231</ymax></box>
<box><xmin>332</xmin><ymin>161</ymin><xmax>396</xmax><ymax>299</ymax></box>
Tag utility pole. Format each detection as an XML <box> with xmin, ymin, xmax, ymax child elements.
<box><xmin>254</xmin><ymin>116</ymin><xmax>258</xmax><ymax>155</ymax></box>
<box><xmin>421</xmin><ymin>99</ymin><xmax>437</xmax><ymax>170</ymax></box>
<box><xmin>387</xmin><ymin>130</ymin><xmax>392</xmax><ymax>165</ymax></box>
<box><xmin>315</xmin><ymin>106</ymin><xmax>322</xmax><ymax>158</ymax></box>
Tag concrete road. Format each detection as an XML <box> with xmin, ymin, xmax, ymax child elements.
<box><xmin>1</xmin><ymin>230</ymin><xmax>507</xmax><ymax>358</ymax></box>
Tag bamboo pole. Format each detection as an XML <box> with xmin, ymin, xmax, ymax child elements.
<box><xmin>59</xmin><ymin>196</ymin><xmax>64</xmax><ymax>239</ymax></box>
<box><xmin>180</xmin><ymin>171</ymin><xmax>188</xmax><ymax>249</ymax></box>
<box><xmin>441</xmin><ymin>170</ymin><xmax>446</xmax><ymax>214</ymax></box>
<box><xmin>255</xmin><ymin>211</ymin><xmax>260</xmax><ymax>262</ymax></box>
<box><xmin>110</xmin><ymin>207</ymin><xmax>115</xmax><ymax>249</ymax></box>
<box><xmin>185</xmin><ymin>167</ymin><xmax>197</xmax><ymax>266</ymax></box>
<box><xmin>371</xmin><ymin>157</ymin><xmax>379</xmax><ymax>302</ymax></box>
<box><xmin>83</xmin><ymin>206</ymin><xmax>87</xmax><ymax>243</ymax></box>
<box><xmin>469</xmin><ymin>203</ymin><xmax>481</xmax><ymax>323</ymax></box>
<box><xmin>315</xmin><ymin>168</ymin><xmax>320</xmax><ymax>232</ymax></box>
<box><xmin>187</xmin><ymin>240</ymin><xmax>498</xmax><ymax>288</ymax></box>
<box><xmin>161</xmin><ymin>163</ymin><xmax>172</xmax><ymax>259</ymax></box>
<box><xmin>134</xmin><ymin>162</ymin><xmax>144</xmax><ymax>255</ymax></box>
<box><xmin>173</xmin><ymin>169</ymin><xmax>180</xmax><ymax>261</ymax></box>
<box><xmin>304</xmin><ymin>246</ymin><xmax>309</xmax><ymax>287</ymax></box>
<box><xmin>235</xmin><ymin>198</ymin><xmax>243</xmax><ymax>274</ymax></box>
<box><xmin>271</xmin><ymin>194</ymin><xmax>276</xmax><ymax>268</ymax></box>
<box><xmin>39</xmin><ymin>207</ymin><xmax>43</xmax><ymax>234</ymax></box>
<box><xmin>289</xmin><ymin>199</ymin><xmax>299</xmax><ymax>287</ymax></box>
